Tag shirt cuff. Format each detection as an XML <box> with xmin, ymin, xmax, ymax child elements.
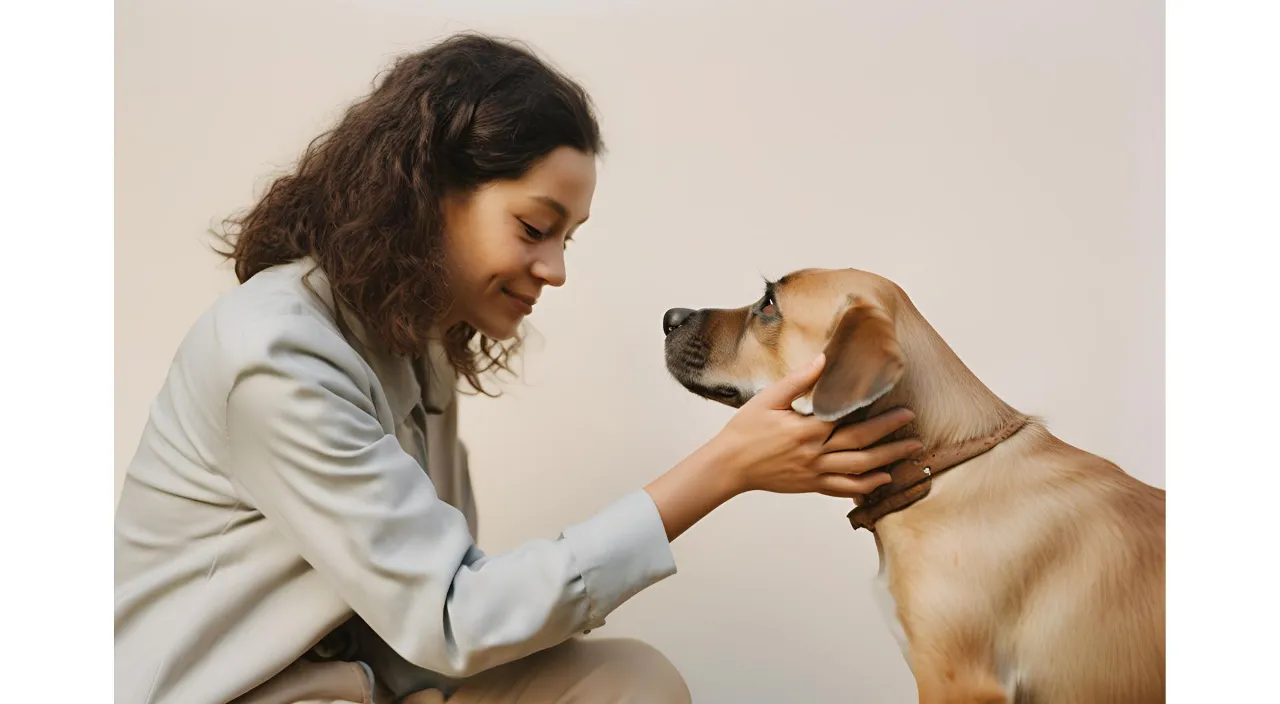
<box><xmin>559</xmin><ymin>489</ymin><xmax>678</xmax><ymax>631</ymax></box>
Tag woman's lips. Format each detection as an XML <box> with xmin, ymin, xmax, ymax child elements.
<box><xmin>502</xmin><ymin>288</ymin><xmax>536</xmax><ymax>315</ymax></box>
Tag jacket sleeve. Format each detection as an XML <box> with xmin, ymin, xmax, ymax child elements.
<box><xmin>221</xmin><ymin>314</ymin><xmax>677</xmax><ymax>678</ymax></box>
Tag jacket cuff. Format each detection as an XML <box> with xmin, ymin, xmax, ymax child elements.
<box><xmin>560</xmin><ymin>489</ymin><xmax>678</xmax><ymax>630</ymax></box>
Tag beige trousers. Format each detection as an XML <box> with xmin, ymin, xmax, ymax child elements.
<box><xmin>236</xmin><ymin>638</ymin><xmax>692</xmax><ymax>704</ymax></box>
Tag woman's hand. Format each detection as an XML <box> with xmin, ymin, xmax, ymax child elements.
<box><xmin>710</xmin><ymin>354</ymin><xmax>921</xmax><ymax>498</ymax></box>
<box><xmin>645</xmin><ymin>354</ymin><xmax>921</xmax><ymax>541</ymax></box>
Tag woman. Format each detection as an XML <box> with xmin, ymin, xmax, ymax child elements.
<box><xmin>114</xmin><ymin>33</ymin><xmax>921</xmax><ymax>704</ymax></box>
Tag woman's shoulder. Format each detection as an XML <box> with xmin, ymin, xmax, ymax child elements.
<box><xmin>216</xmin><ymin>258</ymin><xmax>332</xmax><ymax>322</ymax></box>
<box><xmin>185</xmin><ymin>259</ymin><xmax>366</xmax><ymax>379</ymax></box>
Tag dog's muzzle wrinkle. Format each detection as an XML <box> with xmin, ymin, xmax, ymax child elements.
<box><xmin>662</xmin><ymin>308</ymin><xmax>713</xmax><ymax>381</ymax></box>
<box><xmin>665</xmin><ymin>333</ymin><xmax>710</xmax><ymax>374</ymax></box>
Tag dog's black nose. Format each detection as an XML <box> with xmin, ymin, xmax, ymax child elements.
<box><xmin>663</xmin><ymin>308</ymin><xmax>695</xmax><ymax>335</ymax></box>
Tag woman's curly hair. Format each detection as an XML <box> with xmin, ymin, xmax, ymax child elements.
<box><xmin>215</xmin><ymin>33</ymin><xmax>603</xmax><ymax>394</ymax></box>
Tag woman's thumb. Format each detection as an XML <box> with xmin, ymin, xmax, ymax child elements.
<box><xmin>751</xmin><ymin>353</ymin><xmax>826</xmax><ymax>410</ymax></box>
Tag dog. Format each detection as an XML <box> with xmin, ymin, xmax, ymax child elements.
<box><xmin>662</xmin><ymin>268</ymin><xmax>1164</xmax><ymax>704</ymax></box>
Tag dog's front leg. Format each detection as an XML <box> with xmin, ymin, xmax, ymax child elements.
<box><xmin>908</xmin><ymin>646</ymin><xmax>1010</xmax><ymax>704</ymax></box>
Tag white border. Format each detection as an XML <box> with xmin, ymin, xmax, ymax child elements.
<box><xmin>0</xmin><ymin>0</ymin><xmax>114</xmax><ymax>700</ymax></box>
<box><xmin>1168</xmin><ymin>2</ymin><xmax>1278</xmax><ymax>700</ymax></box>
<box><xmin>0</xmin><ymin>2</ymin><xmax>1274</xmax><ymax>701</ymax></box>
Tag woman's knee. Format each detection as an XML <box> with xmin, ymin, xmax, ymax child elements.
<box><xmin>586</xmin><ymin>638</ymin><xmax>691</xmax><ymax>703</ymax></box>
<box><xmin>439</xmin><ymin>637</ymin><xmax>691</xmax><ymax>703</ymax></box>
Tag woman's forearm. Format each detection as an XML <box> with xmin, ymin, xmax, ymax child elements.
<box><xmin>644</xmin><ymin>440</ymin><xmax>743</xmax><ymax>542</ymax></box>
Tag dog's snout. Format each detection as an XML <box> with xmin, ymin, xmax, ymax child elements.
<box><xmin>663</xmin><ymin>308</ymin><xmax>695</xmax><ymax>336</ymax></box>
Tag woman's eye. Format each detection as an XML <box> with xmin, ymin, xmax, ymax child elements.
<box><xmin>520</xmin><ymin>221</ymin><xmax>547</xmax><ymax>240</ymax></box>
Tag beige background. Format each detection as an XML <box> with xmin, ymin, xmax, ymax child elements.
<box><xmin>116</xmin><ymin>1</ymin><xmax>1163</xmax><ymax>701</ymax></box>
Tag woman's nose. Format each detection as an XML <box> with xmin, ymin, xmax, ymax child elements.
<box><xmin>532</xmin><ymin>247</ymin><xmax>567</xmax><ymax>287</ymax></box>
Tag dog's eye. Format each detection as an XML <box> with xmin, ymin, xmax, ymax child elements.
<box><xmin>760</xmin><ymin>293</ymin><xmax>778</xmax><ymax>317</ymax></box>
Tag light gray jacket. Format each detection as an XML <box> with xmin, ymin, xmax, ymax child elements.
<box><xmin>114</xmin><ymin>259</ymin><xmax>677</xmax><ymax>703</ymax></box>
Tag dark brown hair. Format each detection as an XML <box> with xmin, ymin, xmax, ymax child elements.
<box><xmin>216</xmin><ymin>33</ymin><xmax>603</xmax><ymax>394</ymax></box>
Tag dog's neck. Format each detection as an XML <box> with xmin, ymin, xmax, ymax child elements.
<box><xmin>840</xmin><ymin>298</ymin><xmax>1032</xmax><ymax>531</ymax></box>
<box><xmin>869</xmin><ymin>298</ymin><xmax>1027</xmax><ymax>450</ymax></box>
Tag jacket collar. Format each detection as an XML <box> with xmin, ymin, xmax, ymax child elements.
<box><xmin>295</xmin><ymin>258</ymin><xmax>457</xmax><ymax>421</ymax></box>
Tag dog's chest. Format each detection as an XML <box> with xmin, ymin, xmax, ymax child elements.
<box><xmin>872</xmin><ymin>568</ymin><xmax>1025</xmax><ymax>701</ymax></box>
<box><xmin>871</xmin><ymin>569</ymin><xmax>912</xmax><ymax>667</ymax></box>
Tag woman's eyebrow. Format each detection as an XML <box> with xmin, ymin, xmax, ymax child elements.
<box><xmin>533</xmin><ymin>195</ymin><xmax>589</xmax><ymax>225</ymax></box>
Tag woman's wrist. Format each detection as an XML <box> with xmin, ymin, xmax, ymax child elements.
<box><xmin>689</xmin><ymin>437</ymin><xmax>747</xmax><ymax>502</ymax></box>
<box><xmin>644</xmin><ymin>440</ymin><xmax>744</xmax><ymax>542</ymax></box>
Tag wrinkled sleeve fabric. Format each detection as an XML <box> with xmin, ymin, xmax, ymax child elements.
<box><xmin>222</xmin><ymin>314</ymin><xmax>676</xmax><ymax>678</ymax></box>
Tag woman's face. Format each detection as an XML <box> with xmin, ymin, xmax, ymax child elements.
<box><xmin>439</xmin><ymin>146</ymin><xmax>596</xmax><ymax>341</ymax></box>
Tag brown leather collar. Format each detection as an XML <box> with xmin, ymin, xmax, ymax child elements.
<box><xmin>848</xmin><ymin>416</ymin><xmax>1029</xmax><ymax>532</ymax></box>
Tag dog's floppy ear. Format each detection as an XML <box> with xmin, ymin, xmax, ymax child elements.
<box><xmin>809</xmin><ymin>297</ymin><xmax>905</xmax><ymax>422</ymax></box>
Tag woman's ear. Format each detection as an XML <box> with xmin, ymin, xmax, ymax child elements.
<box><xmin>808</xmin><ymin>297</ymin><xmax>905</xmax><ymax>422</ymax></box>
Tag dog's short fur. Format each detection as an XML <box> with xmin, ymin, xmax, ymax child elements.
<box><xmin>663</xmin><ymin>268</ymin><xmax>1165</xmax><ymax>704</ymax></box>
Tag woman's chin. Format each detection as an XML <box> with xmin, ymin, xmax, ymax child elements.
<box><xmin>472</xmin><ymin>316</ymin><xmax>522</xmax><ymax>342</ymax></box>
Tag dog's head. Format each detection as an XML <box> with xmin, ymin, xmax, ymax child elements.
<box><xmin>662</xmin><ymin>268</ymin><xmax>906</xmax><ymax>422</ymax></box>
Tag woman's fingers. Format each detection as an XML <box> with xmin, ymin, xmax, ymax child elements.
<box><xmin>810</xmin><ymin>427</ymin><xmax>922</xmax><ymax>498</ymax></box>
<box><xmin>748</xmin><ymin>354</ymin><xmax>827</xmax><ymax>411</ymax></box>
<box><xmin>814</xmin><ymin>471</ymin><xmax>893</xmax><ymax>498</ymax></box>
<box><xmin>816</xmin><ymin>438</ymin><xmax>923</xmax><ymax>475</ymax></box>
<box><xmin>822</xmin><ymin>407</ymin><xmax>916</xmax><ymax>451</ymax></box>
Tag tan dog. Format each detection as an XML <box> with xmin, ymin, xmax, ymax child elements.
<box><xmin>662</xmin><ymin>268</ymin><xmax>1164</xmax><ymax>704</ymax></box>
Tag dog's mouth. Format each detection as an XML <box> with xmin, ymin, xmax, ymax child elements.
<box><xmin>666</xmin><ymin>341</ymin><xmax>750</xmax><ymax>407</ymax></box>
<box><xmin>687</xmin><ymin>382</ymin><xmax>746</xmax><ymax>406</ymax></box>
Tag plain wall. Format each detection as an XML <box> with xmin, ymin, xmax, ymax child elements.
<box><xmin>115</xmin><ymin>1</ymin><xmax>1163</xmax><ymax>701</ymax></box>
